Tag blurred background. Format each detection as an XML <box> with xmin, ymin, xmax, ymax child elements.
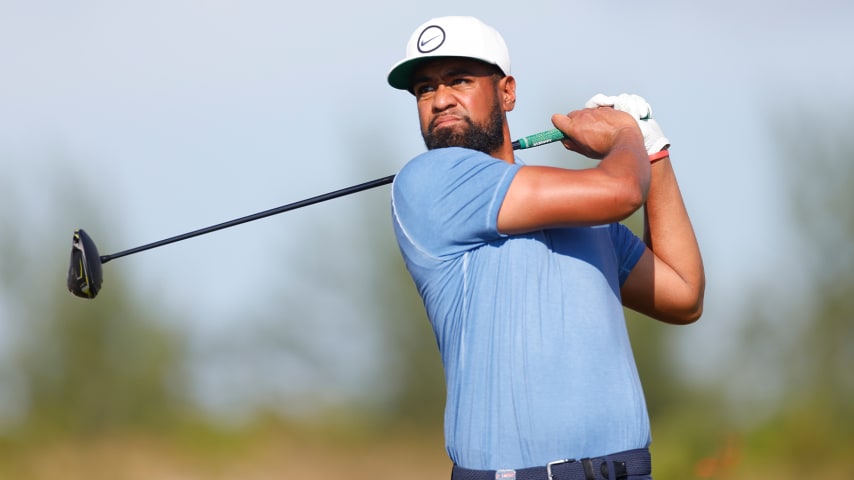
<box><xmin>1</xmin><ymin>0</ymin><xmax>852</xmax><ymax>478</ymax></box>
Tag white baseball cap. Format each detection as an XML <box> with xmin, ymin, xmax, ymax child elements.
<box><xmin>387</xmin><ymin>16</ymin><xmax>511</xmax><ymax>91</ymax></box>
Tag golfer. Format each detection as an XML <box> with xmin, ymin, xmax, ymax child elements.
<box><xmin>388</xmin><ymin>16</ymin><xmax>704</xmax><ymax>480</ymax></box>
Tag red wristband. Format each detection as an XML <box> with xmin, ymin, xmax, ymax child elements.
<box><xmin>648</xmin><ymin>149</ymin><xmax>670</xmax><ymax>163</ymax></box>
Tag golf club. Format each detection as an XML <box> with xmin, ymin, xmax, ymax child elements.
<box><xmin>67</xmin><ymin>128</ymin><xmax>567</xmax><ymax>299</ymax></box>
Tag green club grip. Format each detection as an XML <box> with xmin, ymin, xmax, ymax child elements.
<box><xmin>512</xmin><ymin>128</ymin><xmax>566</xmax><ymax>150</ymax></box>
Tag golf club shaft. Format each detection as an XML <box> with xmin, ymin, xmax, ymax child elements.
<box><xmin>100</xmin><ymin>175</ymin><xmax>395</xmax><ymax>263</ymax></box>
<box><xmin>100</xmin><ymin>128</ymin><xmax>567</xmax><ymax>264</ymax></box>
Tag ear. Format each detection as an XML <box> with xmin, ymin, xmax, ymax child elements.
<box><xmin>499</xmin><ymin>75</ymin><xmax>516</xmax><ymax>112</ymax></box>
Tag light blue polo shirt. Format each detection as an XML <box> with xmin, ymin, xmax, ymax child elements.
<box><xmin>391</xmin><ymin>147</ymin><xmax>649</xmax><ymax>470</ymax></box>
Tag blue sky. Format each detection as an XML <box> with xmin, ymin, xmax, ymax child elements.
<box><xmin>2</xmin><ymin>0</ymin><xmax>852</xmax><ymax>418</ymax></box>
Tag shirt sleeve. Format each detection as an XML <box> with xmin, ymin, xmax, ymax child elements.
<box><xmin>608</xmin><ymin>222</ymin><xmax>647</xmax><ymax>286</ymax></box>
<box><xmin>392</xmin><ymin>147</ymin><xmax>522</xmax><ymax>259</ymax></box>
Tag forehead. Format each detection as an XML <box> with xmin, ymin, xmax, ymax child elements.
<box><xmin>410</xmin><ymin>57</ymin><xmax>499</xmax><ymax>83</ymax></box>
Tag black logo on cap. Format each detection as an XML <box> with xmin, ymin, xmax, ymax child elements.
<box><xmin>417</xmin><ymin>25</ymin><xmax>445</xmax><ymax>53</ymax></box>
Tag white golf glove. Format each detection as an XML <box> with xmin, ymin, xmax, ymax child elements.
<box><xmin>585</xmin><ymin>93</ymin><xmax>670</xmax><ymax>154</ymax></box>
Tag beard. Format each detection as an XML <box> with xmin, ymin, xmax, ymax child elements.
<box><xmin>423</xmin><ymin>100</ymin><xmax>505</xmax><ymax>155</ymax></box>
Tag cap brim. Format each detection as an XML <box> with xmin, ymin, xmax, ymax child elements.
<box><xmin>387</xmin><ymin>57</ymin><xmax>432</xmax><ymax>91</ymax></box>
<box><xmin>387</xmin><ymin>56</ymin><xmax>505</xmax><ymax>91</ymax></box>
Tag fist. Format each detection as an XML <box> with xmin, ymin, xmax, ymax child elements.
<box><xmin>551</xmin><ymin>107</ymin><xmax>642</xmax><ymax>160</ymax></box>
<box><xmin>585</xmin><ymin>93</ymin><xmax>670</xmax><ymax>154</ymax></box>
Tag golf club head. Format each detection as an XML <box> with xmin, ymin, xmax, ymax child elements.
<box><xmin>67</xmin><ymin>229</ymin><xmax>103</xmax><ymax>299</ymax></box>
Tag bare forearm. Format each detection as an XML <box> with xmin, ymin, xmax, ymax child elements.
<box><xmin>498</xmin><ymin>127</ymin><xmax>649</xmax><ymax>234</ymax></box>
<box><xmin>643</xmin><ymin>155</ymin><xmax>705</xmax><ymax>319</ymax></box>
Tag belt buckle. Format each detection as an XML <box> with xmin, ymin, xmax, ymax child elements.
<box><xmin>546</xmin><ymin>458</ymin><xmax>576</xmax><ymax>480</ymax></box>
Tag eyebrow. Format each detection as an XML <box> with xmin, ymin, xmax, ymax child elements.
<box><xmin>411</xmin><ymin>67</ymin><xmax>488</xmax><ymax>87</ymax></box>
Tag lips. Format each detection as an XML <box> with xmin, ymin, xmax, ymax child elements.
<box><xmin>430</xmin><ymin>114</ymin><xmax>463</xmax><ymax>131</ymax></box>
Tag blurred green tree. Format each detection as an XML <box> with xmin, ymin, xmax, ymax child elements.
<box><xmin>0</xmin><ymin>167</ymin><xmax>191</xmax><ymax>439</ymax></box>
<box><xmin>684</xmin><ymin>106</ymin><xmax>854</xmax><ymax>478</ymax></box>
<box><xmin>754</xmin><ymin>107</ymin><xmax>854</xmax><ymax>467</ymax></box>
<box><xmin>15</xmin><ymin>283</ymin><xmax>191</xmax><ymax>436</ymax></box>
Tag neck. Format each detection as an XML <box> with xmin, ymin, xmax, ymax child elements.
<box><xmin>492</xmin><ymin>126</ymin><xmax>515</xmax><ymax>164</ymax></box>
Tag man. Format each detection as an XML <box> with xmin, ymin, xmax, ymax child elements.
<box><xmin>387</xmin><ymin>16</ymin><xmax>704</xmax><ymax>480</ymax></box>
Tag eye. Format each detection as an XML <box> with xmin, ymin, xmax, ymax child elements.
<box><xmin>413</xmin><ymin>83</ymin><xmax>436</xmax><ymax>98</ymax></box>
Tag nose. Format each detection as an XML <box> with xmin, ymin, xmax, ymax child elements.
<box><xmin>431</xmin><ymin>84</ymin><xmax>457</xmax><ymax>112</ymax></box>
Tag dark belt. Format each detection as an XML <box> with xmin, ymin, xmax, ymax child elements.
<box><xmin>451</xmin><ymin>448</ymin><xmax>651</xmax><ymax>480</ymax></box>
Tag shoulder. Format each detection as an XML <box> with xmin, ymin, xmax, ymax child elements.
<box><xmin>395</xmin><ymin>147</ymin><xmax>519</xmax><ymax>194</ymax></box>
<box><xmin>397</xmin><ymin>148</ymin><xmax>494</xmax><ymax>181</ymax></box>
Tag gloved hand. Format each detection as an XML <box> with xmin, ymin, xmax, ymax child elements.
<box><xmin>585</xmin><ymin>93</ymin><xmax>670</xmax><ymax>154</ymax></box>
